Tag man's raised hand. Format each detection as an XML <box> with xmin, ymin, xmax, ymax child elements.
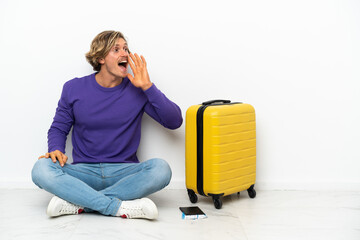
<box><xmin>127</xmin><ymin>53</ymin><xmax>153</xmax><ymax>91</ymax></box>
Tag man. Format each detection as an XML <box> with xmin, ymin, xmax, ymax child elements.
<box><xmin>31</xmin><ymin>30</ymin><xmax>183</xmax><ymax>220</ymax></box>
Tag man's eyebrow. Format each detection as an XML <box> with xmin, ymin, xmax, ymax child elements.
<box><xmin>114</xmin><ymin>43</ymin><xmax>128</xmax><ymax>47</ymax></box>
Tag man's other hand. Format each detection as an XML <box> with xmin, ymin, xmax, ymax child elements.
<box><xmin>38</xmin><ymin>150</ymin><xmax>68</xmax><ymax>167</ymax></box>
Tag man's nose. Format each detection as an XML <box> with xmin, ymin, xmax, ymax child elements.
<box><xmin>120</xmin><ymin>49</ymin><xmax>129</xmax><ymax>56</ymax></box>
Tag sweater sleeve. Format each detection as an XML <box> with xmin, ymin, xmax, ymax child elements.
<box><xmin>143</xmin><ymin>84</ymin><xmax>183</xmax><ymax>129</ymax></box>
<box><xmin>47</xmin><ymin>82</ymin><xmax>74</xmax><ymax>153</ymax></box>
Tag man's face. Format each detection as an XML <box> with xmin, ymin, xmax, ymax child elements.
<box><xmin>99</xmin><ymin>38</ymin><xmax>129</xmax><ymax>79</ymax></box>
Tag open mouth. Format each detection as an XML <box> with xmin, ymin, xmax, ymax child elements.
<box><xmin>118</xmin><ymin>60</ymin><xmax>128</xmax><ymax>69</ymax></box>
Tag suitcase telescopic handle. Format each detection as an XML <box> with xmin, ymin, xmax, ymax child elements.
<box><xmin>202</xmin><ymin>100</ymin><xmax>231</xmax><ymax>105</ymax></box>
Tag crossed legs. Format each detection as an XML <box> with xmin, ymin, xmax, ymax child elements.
<box><xmin>31</xmin><ymin>158</ymin><xmax>172</xmax><ymax>217</ymax></box>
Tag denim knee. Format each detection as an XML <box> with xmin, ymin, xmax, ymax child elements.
<box><xmin>147</xmin><ymin>158</ymin><xmax>172</xmax><ymax>188</ymax></box>
<box><xmin>31</xmin><ymin>158</ymin><xmax>56</xmax><ymax>189</ymax></box>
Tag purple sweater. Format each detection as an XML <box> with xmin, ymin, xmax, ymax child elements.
<box><xmin>48</xmin><ymin>73</ymin><xmax>183</xmax><ymax>164</ymax></box>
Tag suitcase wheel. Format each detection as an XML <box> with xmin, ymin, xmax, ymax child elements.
<box><xmin>247</xmin><ymin>185</ymin><xmax>256</xmax><ymax>198</ymax></box>
<box><xmin>212</xmin><ymin>196</ymin><xmax>222</xmax><ymax>209</ymax></box>
<box><xmin>187</xmin><ymin>189</ymin><xmax>198</xmax><ymax>203</ymax></box>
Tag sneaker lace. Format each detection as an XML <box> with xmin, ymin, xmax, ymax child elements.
<box><xmin>123</xmin><ymin>206</ymin><xmax>145</xmax><ymax>218</ymax></box>
<box><xmin>59</xmin><ymin>201</ymin><xmax>81</xmax><ymax>214</ymax></box>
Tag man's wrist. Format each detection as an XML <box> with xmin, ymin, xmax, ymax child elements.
<box><xmin>141</xmin><ymin>82</ymin><xmax>153</xmax><ymax>91</ymax></box>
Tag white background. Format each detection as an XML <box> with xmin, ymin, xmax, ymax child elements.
<box><xmin>0</xmin><ymin>0</ymin><xmax>359</xmax><ymax>190</ymax></box>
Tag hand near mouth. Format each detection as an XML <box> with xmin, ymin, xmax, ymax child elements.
<box><xmin>127</xmin><ymin>53</ymin><xmax>153</xmax><ymax>91</ymax></box>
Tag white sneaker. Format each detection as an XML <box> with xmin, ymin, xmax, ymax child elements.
<box><xmin>117</xmin><ymin>198</ymin><xmax>158</xmax><ymax>220</ymax></box>
<box><xmin>47</xmin><ymin>196</ymin><xmax>84</xmax><ymax>217</ymax></box>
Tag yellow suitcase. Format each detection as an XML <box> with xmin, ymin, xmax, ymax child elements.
<box><xmin>185</xmin><ymin>100</ymin><xmax>256</xmax><ymax>209</ymax></box>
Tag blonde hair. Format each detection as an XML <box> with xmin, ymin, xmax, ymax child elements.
<box><xmin>85</xmin><ymin>30</ymin><xmax>126</xmax><ymax>71</ymax></box>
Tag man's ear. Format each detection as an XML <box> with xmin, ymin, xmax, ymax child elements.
<box><xmin>98</xmin><ymin>58</ymin><xmax>105</xmax><ymax>64</ymax></box>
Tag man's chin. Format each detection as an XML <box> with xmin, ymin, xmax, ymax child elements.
<box><xmin>115</xmin><ymin>72</ymin><xmax>127</xmax><ymax>79</ymax></box>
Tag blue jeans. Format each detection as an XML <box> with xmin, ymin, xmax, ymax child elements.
<box><xmin>31</xmin><ymin>158</ymin><xmax>172</xmax><ymax>216</ymax></box>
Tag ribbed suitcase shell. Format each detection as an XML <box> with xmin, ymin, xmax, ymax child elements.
<box><xmin>185</xmin><ymin>101</ymin><xmax>256</xmax><ymax>206</ymax></box>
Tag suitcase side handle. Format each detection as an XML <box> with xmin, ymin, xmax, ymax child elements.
<box><xmin>202</xmin><ymin>99</ymin><xmax>231</xmax><ymax>105</ymax></box>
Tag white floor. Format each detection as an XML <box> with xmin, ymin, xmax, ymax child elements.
<box><xmin>0</xmin><ymin>189</ymin><xmax>359</xmax><ymax>240</ymax></box>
